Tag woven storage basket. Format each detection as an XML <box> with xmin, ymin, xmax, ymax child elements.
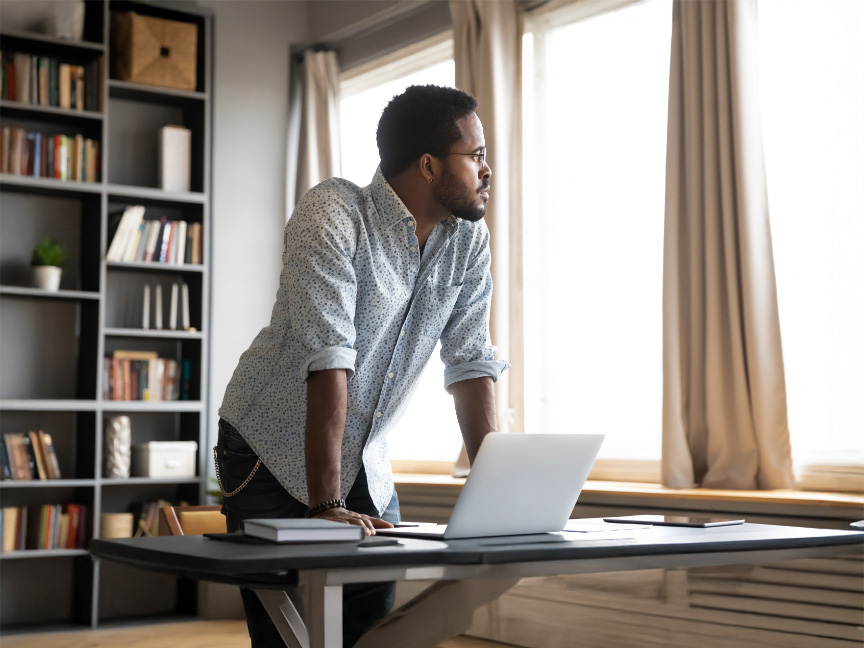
<box><xmin>111</xmin><ymin>11</ymin><xmax>197</xmax><ymax>91</ymax></box>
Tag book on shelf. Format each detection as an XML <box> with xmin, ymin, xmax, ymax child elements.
<box><xmin>1</xmin><ymin>431</ymin><xmax>63</xmax><ymax>481</ymax></box>
<box><xmin>2</xmin><ymin>507</ymin><xmax>19</xmax><ymax>552</ymax></box>
<box><xmin>0</xmin><ymin>50</ymin><xmax>102</xmax><ymax>111</ymax></box>
<box><xmin>3</xmin><ymin>433</ymin><xmax>31</xmax><ymax>481</ymax></box>
<box><xmin>28</xmin><ymin>430</ymin><xmax>49</xmax><ymax>480</ymax></box>
<box><xmin>39</xmin><ymin>430</ymin><xmax>62</xmax><ymax>480</ymax></box>
<box><xmin>0</xmin><ymin>439</ymin><xmax>11</xmax><ymax>480</ymax></box>
<box><xmin>0</xmin><ymin>504</ymin><xmax>87</xmax><ymax>552</ymax></box>
<box><xmin>155</xmin><ymin>284</ymin><xmax>163</xmax><ymax>329</ymax></box>
<box><xmin>0</xmin><ymin>126</ymin><xmax>100</xmax><ymax>181</ymax></box>
<box><xmin>105</xmin><ymin>205</ymin><xmax>145</xmax><ymax>262</ymax></box>
<box><xmin>133</xmin><ymin>499</ymin><xmax>177</xmax><ymax>537</ymax></box>
<box><xmin>105</xmin><ymin>211</ymin><xmax>202</xmax><ymax>266</ymax></box>
<box><xmin>142</xmin><ymin>284</ymin><xmax>150</xmax><ymax>329</ymax></box>
<box><xmin>106</xmin><ymin>352</ymin><xmax>183</xmax><ymax>401</ymax></box>
<box><xmin>242</xmin><ymin>518</ymin><xmax>365</xmax><ymax>544</ymax></box>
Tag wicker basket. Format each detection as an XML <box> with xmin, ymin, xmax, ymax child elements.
<box><xmin>111</xmin><ymin>11</ymin><xmax>197</xmax><ymax>91</ymax></box>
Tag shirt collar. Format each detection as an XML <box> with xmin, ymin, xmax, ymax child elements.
<box><xmin>370</xmin><ymin>166</ymin><xmax>460</xmax><ymax>232</ymax></box>
<box><xmin>370</xmin><ymin>166</ymin><xmax>415</xmax><ymax>229</ymax></box>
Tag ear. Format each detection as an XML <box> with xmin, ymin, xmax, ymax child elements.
<box><xmin>419</xmin><ymin>153</ymin><xmax>436</xmax><ymax>184</ymax></box>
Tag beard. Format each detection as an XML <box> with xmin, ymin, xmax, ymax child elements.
<box><xmin>432</xmin><ymin>169</ymin><xmax>489</xmax><ymax>222</ymax></box>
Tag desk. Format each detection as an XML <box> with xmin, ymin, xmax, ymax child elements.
<box><xmin>89</xmin><ymin>521</ymin><xmax>863</xmax><ymax>648</ymax></box>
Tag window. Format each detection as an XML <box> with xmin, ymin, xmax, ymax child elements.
<box><xmin>523</xmin><ymin>0</ymin><xmax>672</xmax><ymax>465</ymax></box>
<box><xmin>340</xmin><ymin>34</ymin><xmax>464</xmax><ymax>462</ymax></box>
<box><xmin>758</xmin><ymin>0</ymin><xmax>864</xmax><ymax>474</ymax></box>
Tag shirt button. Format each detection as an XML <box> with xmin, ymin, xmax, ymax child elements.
<box><xmin>408</xmin><ymin>220</ymin><xmax>415</xmax><ymax>227</ymax></box>
<box><xmin>399</xmin><ymin>330</ymin><xmax>405</xmax><ymax>336</ymax></box>
<box><xmin>388</xmin><ymin>372</ymin><xmax>394</xmax><ymax>378</ymax></box>
<box><xmin>375</xmin><ymin>411</ymin><xmax>383</xmax><ymax>418</ymax></box>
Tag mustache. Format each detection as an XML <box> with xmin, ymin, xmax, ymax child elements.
<box><xmin>479</xmin><ymin>181</ymin><xmax>490</xmax><ymax>192</ymax></box>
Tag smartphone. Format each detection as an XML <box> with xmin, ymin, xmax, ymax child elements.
<box><xmin>603</xmin><ymin>515</ymin><xmax>744</xmax><ymax>528</ymax></box>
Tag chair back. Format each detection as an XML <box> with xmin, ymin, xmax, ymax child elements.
<box><xmin>159</xmin><ymin>504</ymin><xmax>226</xmax><ymax>536</ymax></box>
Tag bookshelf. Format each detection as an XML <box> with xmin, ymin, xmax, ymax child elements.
<box><xmin>0</xmin><ymin>0</ymin><xmax>212</xmax><ymax>632</ymax></box>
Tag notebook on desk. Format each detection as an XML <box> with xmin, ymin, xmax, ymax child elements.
<box><xmin>379</xmin><ymin>433</ymin><xmax>604</xmax><ymax>541</ymax></box>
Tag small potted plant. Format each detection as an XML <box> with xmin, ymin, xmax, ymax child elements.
<box><xmin>31</xmin><ymin>238</ymin><xmax>68</xmax><ymax>292</ymax></box>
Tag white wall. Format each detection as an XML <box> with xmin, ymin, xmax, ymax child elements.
<box><xmin>194</xmin><ymin>0</ymin><xmax>311</xmax><ymax>460</ymax></box>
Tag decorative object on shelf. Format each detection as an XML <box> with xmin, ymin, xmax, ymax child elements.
<box><xmin>111</xmin><ymin>11</ymin><xmax>198</xmax><ymax>91</ymax></box>
<box><xmin>30</xmin><ymin>237</ymin><xmax>67</xmax><ymax>291</ymax></box>
<box><xmin>100</xmin><ymin>512</ymin><xmax>134</xmax><ymax>538</ymax></box>
<box><xmin>47</xmin><ymin>0</ymin><xmax>86</xmax><ymax>41</ymax></box>
<box><xmin>104</xmin><ymin>416</ymin><xmax>132</xmax><ymax>478</ymax></box>
<box><xmin>133</xmin><ymin>441</ymin><xmax>197</xmax><ymax>478</ymax></box>
<box><xmin>159</xmin><ymin>125</ymin><xmax>191</xmax><ymax>192</ymax></box>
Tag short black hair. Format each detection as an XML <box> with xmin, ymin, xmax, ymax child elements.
<box><xmin>376</xmin><ymin>84</ymin><xmax>479</xmax><ymax>178</ymax></box>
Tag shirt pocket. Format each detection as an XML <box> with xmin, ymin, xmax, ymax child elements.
<box><xmin>417</xmin><ymin>280</ymin><xmax>463</xmax><ymax>342</ymax></box>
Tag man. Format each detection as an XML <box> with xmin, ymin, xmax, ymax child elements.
<box><xmin>215</xmin><ymin>84</ymin><xmax>508</xmax><ymax>647</ymax></box>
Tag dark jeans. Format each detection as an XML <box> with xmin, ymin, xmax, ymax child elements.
<box><xmin>215</xmin><ymin>419</ymin><xmax>401</xmax><ymax>648</ymax></box>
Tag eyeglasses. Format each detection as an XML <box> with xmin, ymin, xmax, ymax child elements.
<box><xmin>433</xmin><ymin>149</ymin><xmax>487</xmax><ymax>166</ymax></box>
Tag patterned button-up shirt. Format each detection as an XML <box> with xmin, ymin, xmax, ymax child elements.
<box><xmin>219</xmin><ymin>167</ymin><xmax>509</xmax><ymax>513</ymax></box>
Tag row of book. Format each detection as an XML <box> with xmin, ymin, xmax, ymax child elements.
<box><xmin>1</xmin><ymin>504</ymin><xmax>88</xmax><ymax>552</ymax></box>
<box><xmin>106</xmin><ymin>205</ymin><xmax>203</xmax><ymax>265</ymax></box>
<box><xmin>143</xmin><ymin>281</ymin><xmax>192</xmax><ymax>331</ymax></box>
<box><xmin>1</xmin><ymin>431</ymin><xmax>62</xmax><ymax>482</ymax></box>
<box><xmin>1</xmin><ymin>126</ymin><xmax>100</xmax><ymax>181</ymax></box>
<box><xmin>103</xmin><ymin>352</ymin><xmax>192</xmax><ymax>402</ymax></box>
<box><xmin>1</xmin><ymin>51</ymin><xmax>103</xmax><ymax>112</ymax></box>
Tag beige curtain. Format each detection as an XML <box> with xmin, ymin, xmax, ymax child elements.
<box><xmin>294</xmin><ymin>49</ymin><xmax>341</xmax><ymax>205</ymax></box>
<box><xmin>450</xmin><ymin>0</ymin><xmax>524</xmax><ymax>440</ymax></box>
<box><xmin>662</xmin><ymin>0</ymin><xmax>794</xmax><ymax>489</ymax></box>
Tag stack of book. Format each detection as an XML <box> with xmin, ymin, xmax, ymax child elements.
<box><xmin>1</xmin><ymin>503</ymin><xmax>87</xmax><ymax>552</ymax></box>
<box><xmin>0</xmin><ymin>127</ymin><xmax>100</xmax><ymax>181</ymax></box>
<box><xmin>103</xmin><ymin>351</ymin><xmax>186</xmax><ymax>401</ymax></box>
<box><xmin>1</xmin><ymin>431</ymin><xmax>62</xmax><ymax>481</ymax></box>
<box><xmin>0</xmin><ymin>51</ymin><xmax>103</xmax><ymax>112</ymax></box>
<box><xmin>106</xmin><ymin>205</ymin><xmax>203</xmax><ymax>265</ymax></box>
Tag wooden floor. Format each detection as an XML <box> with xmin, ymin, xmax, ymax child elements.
<box><xmin>0</xmin><ymin>619</ymin><xmax>516</xmax><ymax>648</ymax></box>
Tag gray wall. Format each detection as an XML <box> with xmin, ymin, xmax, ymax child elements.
<box><xmin>194</xmin><ymin>0</ymin><xmax>311</xmax><ymax>456</ymax></box>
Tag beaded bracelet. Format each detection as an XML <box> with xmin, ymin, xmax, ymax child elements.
<box><xmin>305</xmin><ymin>498</ymin><xmax>347</xmax><ymax>518</ymax></box>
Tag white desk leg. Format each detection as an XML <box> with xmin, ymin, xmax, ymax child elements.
<box><xmin>300</xmin><ymin>571</ymin><xmax>343</xmax><ymax>648</ymax></box>
<box><xmin>254</xmin><ymin>588</ymin><xmax>310</xmax><ymax>648</ymax></box>
<box><xmin>354</xmin><ymin>577</ymin><xmax>519</xmax><ymax>648</ymax></box>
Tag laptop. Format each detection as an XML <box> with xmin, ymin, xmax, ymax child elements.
<box><xmin>379</xmin><ymin>432</ymin><xmax>604</xmax><ymax>540</ymax></box>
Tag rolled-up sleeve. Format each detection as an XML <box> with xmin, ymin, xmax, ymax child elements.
<box><xmin>440</xmin><ymin>224</ymin><xmax>510</xmax><ymax>392</ymax></box>
<box><xmin>282</xmin><ymin>184</ymin><xmax>359</xmax><ymax>381</ymax></box>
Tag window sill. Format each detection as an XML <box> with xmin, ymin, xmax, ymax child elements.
<box><xmin>393</xmin><ymin>473</ymin><xmax>864</xmax><ymax>524</ymax></box>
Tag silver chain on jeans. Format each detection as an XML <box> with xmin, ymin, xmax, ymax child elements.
<box><xmin>213</xmin><ymin>446</ymin><xmax>261</xmax><ymax>498</ymax></box>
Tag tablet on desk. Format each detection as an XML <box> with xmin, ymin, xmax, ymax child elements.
<box><xmin>604</xmin><ymin>515</ymin><xmax>745</xmax><ymax>528</ymax></box>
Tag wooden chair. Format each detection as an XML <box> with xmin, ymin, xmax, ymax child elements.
<box><xmin>158</xmin><ymin>504</ymin><xmax>227</xmax><ymax>536</ymax></box>
<box><xmin>157</xmin><ymin>504</ymin><xmax>244</xmax><ymax>619</ymax></box>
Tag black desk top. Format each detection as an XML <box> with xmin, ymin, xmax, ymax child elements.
<box><xmin>89</xmin><ymin>521</ymin><xmax>862</xmax><ymax>587</ymax></box>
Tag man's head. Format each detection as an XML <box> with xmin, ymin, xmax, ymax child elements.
<box><xmin>377</xmin><ymin>85</ymin><xmax>491</xmax><ymax>222</ymax></box>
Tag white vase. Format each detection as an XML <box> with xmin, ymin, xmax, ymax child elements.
<box><xmin>33</xmin><ymin>266</ymin><xmax>62</xmax><ymax>292</ymax></box>
<box><xmin>47</xmin><ymin>1</ymin><xmax>86</xmax><ymax>41</ymax></box>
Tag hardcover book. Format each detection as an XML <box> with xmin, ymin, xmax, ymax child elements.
<box><xmin>242</xmin><ymin>518</ymin><xmax>365</xmax><ymax>543</ymax></box>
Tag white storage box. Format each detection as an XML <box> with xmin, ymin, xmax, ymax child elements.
<box><xmin>132</xmin><ymin>441</ymin><xmax>197</xmax><ymax>478</ymax></box>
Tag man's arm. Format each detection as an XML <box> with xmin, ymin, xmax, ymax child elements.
<box><xmin>305</xmin><ymin>369</ymin><xmax>392</xmax><ymax>534</ymax></box>
<box><xmin>450</xmin><ymin>376</ymin><xmax>497</xmax><ymax>463</ymax></box>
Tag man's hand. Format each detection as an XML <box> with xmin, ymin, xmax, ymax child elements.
<box><xmin>311</xmin><ymin>507</ymin><xmax>394</xmax><ymax>536</ymax></box>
